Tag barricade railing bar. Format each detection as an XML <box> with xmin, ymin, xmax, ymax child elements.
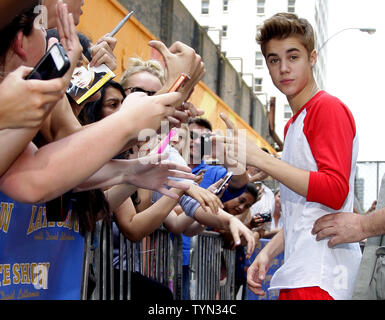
<box><xmin>220</xmin><ymin>246</ymin><xmax>236</xmax><ymax>300</ymax></box>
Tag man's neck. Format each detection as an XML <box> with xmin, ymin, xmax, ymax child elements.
<box><xmin>288</xmin><ymin>80</ymin><xmax>319</xmax><ymax>115</ymax></box>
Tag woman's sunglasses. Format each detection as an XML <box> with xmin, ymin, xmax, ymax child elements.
<box><xmin>126</xmin><ymin>87</ymin><xmax>156</xmax><ymax>96</ymax></box>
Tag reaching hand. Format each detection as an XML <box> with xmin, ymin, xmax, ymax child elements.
<box><xmin>185</xmin><ymin>184</ymin><xmax>224</xmax><ymax>214</ymax></box>
<box><xmin>246</xmin><ymin>250</ymin><xmax>270</xmax><ymax>296</ymax></box>
<box><xmin>123</xmin><ymin>153</ymin><xmax>195</xmax><ymax>200</ymax></box>
<box><xmin>228</xmin><ymin>216</ymin><xmax>256</xmax><ymax>258</ymax></box>
<box><xmin>119</xmin><ymin>91</ymin><xmax>182</xmax><ymax>135</ymax></box>
<box><xmin>148</xmin><ymin>40</ymin><xmax>207</xmax><ymax>126</ymax></box>
<box><xmin>182</xmin><ymin>101</ymin><xmax>204</xmax><ymax>118</ymax></box>
<box><xmin>207</xmin><ymin>178</ymin><xmax>228</xmax><ymax>198</ymax></box>
<box><xmin>194</xmin><ymin>170</ymin><xmax>205</xmax><ymax>185</ymax></box>
<box><xmin>165</xmin><ymin>101</ymin><xmax>204</xmax><ymax>129</ymax></box>
<box><xmin>214</xmin><ymin>113</ymin><xmax>247</xmax><ymax>175</ymax></box>
<box><xmin>149</xmin><ymin>40</ymin><xmax>206</xmax><ymax>104</ymax></box>
<box><xmin>55</xmin><ymin>0</ymin><xmax>82</xmax><ymax>84</ymax></box>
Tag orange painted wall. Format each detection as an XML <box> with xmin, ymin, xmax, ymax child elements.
<box><xmin>77</xmin><ymin>0</ymin><xmax>277</xmax><ymax>155</ymax></box>
<box><xmin>77</xmin><ymin>0</ymin><xmax>160</xmax><ymax>74</ymax></box>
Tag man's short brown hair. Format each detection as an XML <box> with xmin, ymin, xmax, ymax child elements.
<box><xmin>257</xmin><ymin>13</ymin><xmax>315</xmax><ymax>57</ymax></box>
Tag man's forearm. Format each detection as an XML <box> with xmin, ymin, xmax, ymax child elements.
<box><xmin>362</xmin><ymin>207</ymin><xmax>385</xmax><ymax>238</ymax></box>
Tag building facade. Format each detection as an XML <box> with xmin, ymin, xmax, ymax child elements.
<box><xmin>180</xmin><ymin>0</ymin><xmax>329</xmax><ymax>142</ymax></box>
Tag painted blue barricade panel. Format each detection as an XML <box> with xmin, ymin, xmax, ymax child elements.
<box><xmin>245</xmin><ymin>238</ymin><xmax>284</xmax><ymax>300</ymax></box>
<box><xmin>0</xmin><ymin>192</ymin><xmax>84</xmax><ymax>300</ymax></box>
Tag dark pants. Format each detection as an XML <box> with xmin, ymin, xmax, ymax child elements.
<box><xmin>182</xmin><ymin>265</ymin><xmax>190</xmax><ymax>300</ymax></box>
<box><xmin>114</xmin><ymin>270</ymin><xmax>174</xmax><ymax>301</ymax></box>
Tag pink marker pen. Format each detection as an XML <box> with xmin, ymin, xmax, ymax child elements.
<box><xmin>157</xmin><ymin>129</ymin><xmax>176</xmax><ymax>154</ymax></box>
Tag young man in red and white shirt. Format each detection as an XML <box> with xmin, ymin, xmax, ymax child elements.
<box><xmin>242</xmin><ymin>13</ymin><xmax>362</xmax><ymax>300</ymax></box>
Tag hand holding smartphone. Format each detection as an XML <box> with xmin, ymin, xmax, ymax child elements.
<box><xmin>168</xmin><ymin>73</ymin><xmax>190</xmax><ymax>93</ymax></box>
<box><xmin>26</xmin><ymin>43</ymin><xmax>70</xmax><ymax>80</ymax></box>
<box><xmin>214</xmin><ymin>171</ymin><xmax>233</xmax><ymax>195</ymax></box>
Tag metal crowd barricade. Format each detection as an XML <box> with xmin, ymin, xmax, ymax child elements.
<box><xmin>80</xmin><ymin>220</ymin><xmax>183</xmax><ymax>300</ymax></box>
<box><xmin>81</xmin><ymin>220</ymin><xmax>236</xmax><ymax>300</ymax></box>
<box><xmin>138</xmin><ymin>227</ymin><xmax>184</xmax><ymax>299</ymax></box>
<box><xmin>190</xmin><ymin>231</ymin><xmax>236</xmax><ymax>300</ymax></box>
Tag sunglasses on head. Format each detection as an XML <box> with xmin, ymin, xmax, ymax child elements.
<box><xmin>126</xmin><ymin>87</ymin><xmax>156</xmax><ymax>96</ymax></box>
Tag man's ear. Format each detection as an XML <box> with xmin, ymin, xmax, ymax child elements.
<box><xmin>12</xmin><ymin>31</ymin><xmax>28</xmax><ymax>61</ymax></box>
<box><xmin>310</xmin><ymin>49</ymin><xmax>317</xmax><ymax>67</ymax></box>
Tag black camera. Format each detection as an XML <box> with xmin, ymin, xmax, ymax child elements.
<box><xmin>259</xmin><ymin>212</ymin><xmax>272</xmax><ymax>223</ymax></box>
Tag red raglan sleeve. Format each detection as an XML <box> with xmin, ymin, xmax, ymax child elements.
<box><xmin>304</xmin><ymin>95</ymin><xmax>356</xmax><ymax>210</ymax></box>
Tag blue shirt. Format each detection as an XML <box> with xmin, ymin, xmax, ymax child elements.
<box><xmin>192</xmin><ymin>160</ymin><xmax>247</xmax><ymax>202</ymax></box>
<box><xmin>0</xmin><ymin>192</ymin><xmax>84</xmax><ymax>299</ymax></box>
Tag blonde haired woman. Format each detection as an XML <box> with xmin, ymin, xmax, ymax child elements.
<box><xmin>120</xmin><ymin>57</ymin><xmax>165</xmax><ymax>96</ymax></box>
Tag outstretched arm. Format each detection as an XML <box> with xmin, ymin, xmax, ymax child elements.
<box><xmin>75</xmin><ymin>154</ymin><xmax>195</xmax><ymax>201</ymax></box>
<box><xmin>114</xmin><ymin>189</ymin><xmax>185</xmax><ymax>242</ymax></box>
<box><xmin>219</xmin><ymin>97</ymin><xmax>356</xmax><ymax>210</ymax></box>
<box><xmin>0</xmin><ymin>91</ymin><xmax>181</xmax><ymax>203</ymax></box>
<box><xmin>218</xmin><ymin>112</ymin><xmax>310</xmax><ymax>197</ymax></box>
<box><xmin>113</xmin><ymin>187</ymin><xmax>223</xmax><ymax>242</ymax></box>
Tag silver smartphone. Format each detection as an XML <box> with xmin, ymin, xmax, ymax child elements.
<box><xmin>214</xmin><ymin>171</ymin><xmax>233</xmax><ymax>195</ymax></box>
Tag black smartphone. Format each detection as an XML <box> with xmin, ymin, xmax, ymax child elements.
<box><xmin>26</xmin><ymin>43</ymin><xmax>70</xmax><ymax>80</ymax></box>
<box><xmin>214</xmin><ymin>171</ymin><xmax>233</xmax><ymax>195</ymax></box>
<box><xmin>200</xmin><ymin>133</ymin><xmax>212</xmax><ymax>156</ymax></box>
